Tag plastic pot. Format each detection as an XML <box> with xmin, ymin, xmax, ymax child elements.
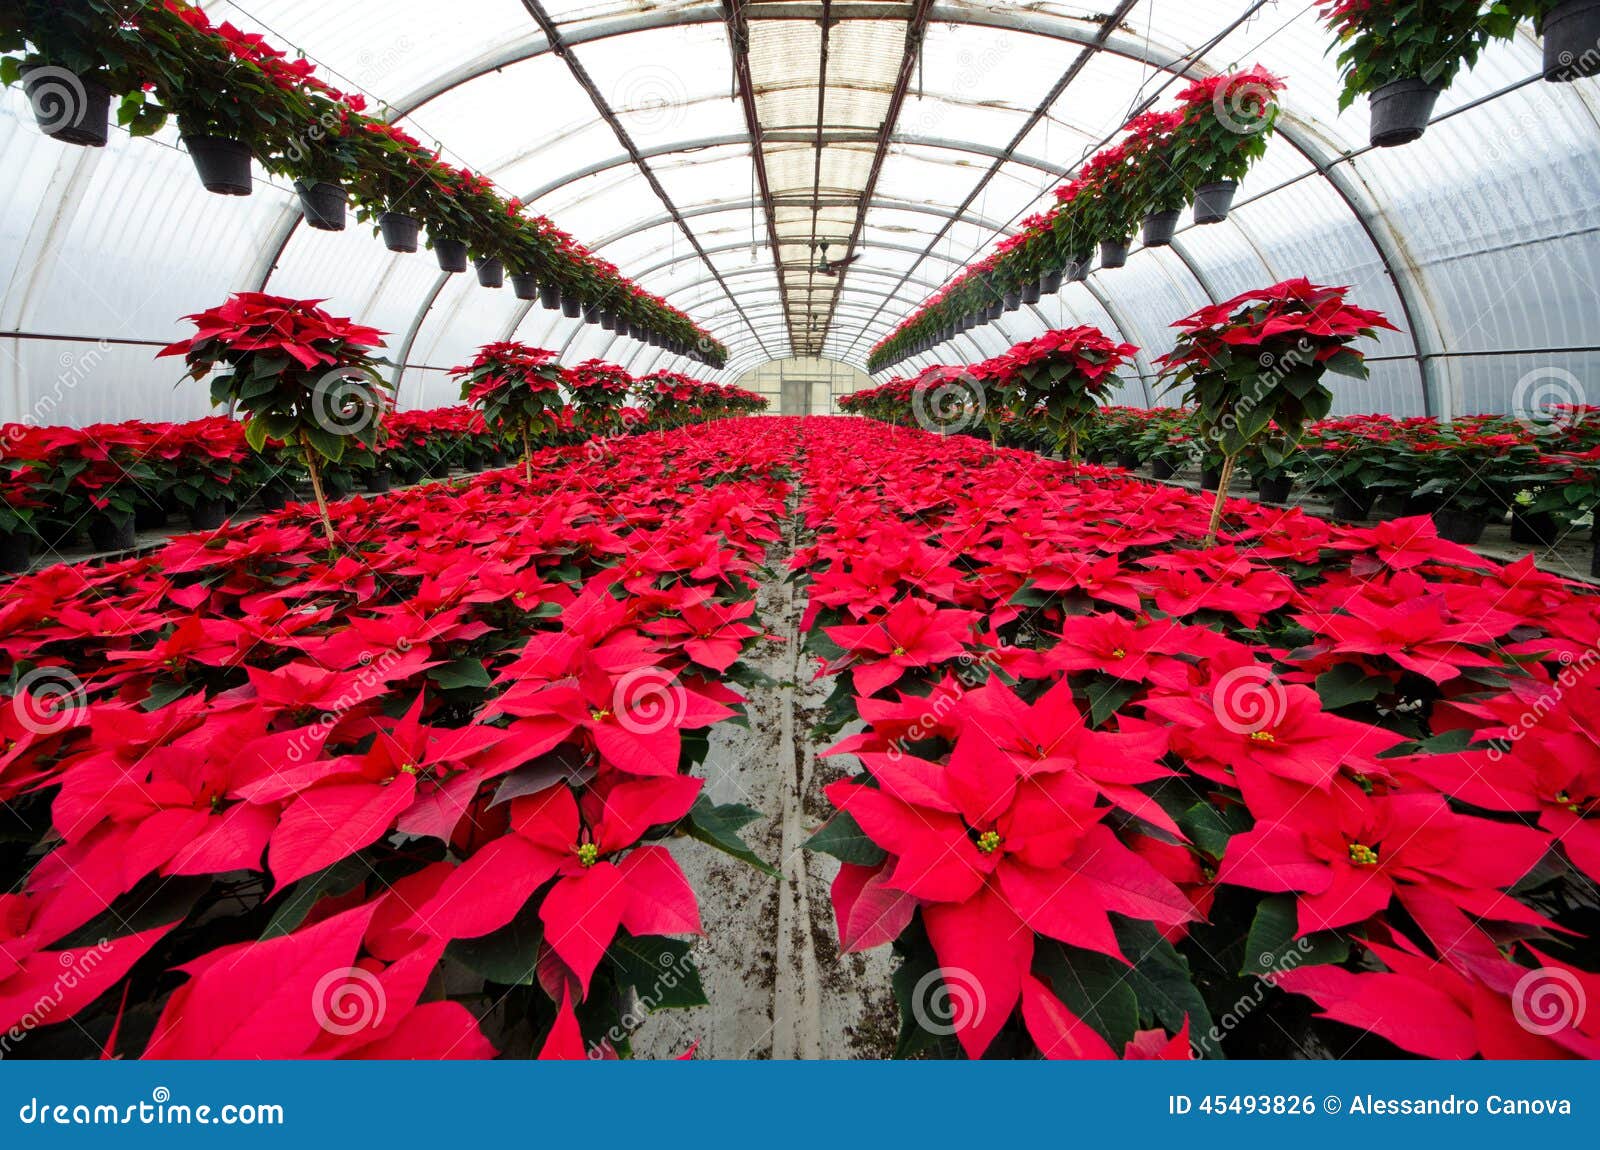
<box><xmin>258</xmin><ymin>486</ymin><xmax>288</xmax><ymax>512</ymax></box>
<box><xmin>21</xmin><ymin>65</ymin><xmax>112</xmax><ymax>147</ymax></box>
<box><xmin>378</xmin><ymin>212</ymin><xmax>420</xmax><ymax>253</ymax></box>
<box><xmin>1510</xmin><ymin>509</ymin><xmax>1558</xmax><ymax>546</ymax></box>
<box><xmin>1592</xmin><ymin>530</ymin><xmax>1600</xmax><ymax>579</ymax></box>
<box><xmin>183</xmin><ymin>135</ymin><xmax>253</xmax><ymax>196</ymax></box>
<box><xmin>88</xmin><ymin>513</ymin><xmax>136</xmax><ymax>553</ymax></box>
<box><xmin>1328</xmin><ymin>492</ymin><xmax>1376</xmax><ymax>521</ymax></box>
<box><xmin>1368</xmin><ymin>78</ymin><xmax>1442</xmax><ymax>147</ymax></box>
<box><xmin>1544</xmin><ymin>0</ymin><xmax>1600</xmax><ymax>80</ymax></box>
<box><xmin>1142</xmin><ymin>209</ymin><xmax>1181</xmax><ymax>247</ymax></box>
<box><xmin>582</xmin><ymin>303</ymin><xmax>603</xmax><ymax>326</ymax></box>
<box><xmin>1200</xmin><ymin>465</ymin><xmax>1223</xmax><ymax>491</ymax></box>
<box><xmin>540</xmin><ymin>284</ymin><xmax>562</xmax><ymax>310</ymax></box>
<box><xmin>1003</xmin><ymin>290</ymin><xmax>1022</xmax><ymax>311</ymax></box>
<box><xmin>599</xmin><ymin>311</ymin><xmax>617</xmax><ymax>331</ymax></box>
<box><xmin>364</xmin><ymin>468</ymin><xmax>392</xmax><ymax>494</ymax></box>
<box><xmin>134</xmin><ymin>502</ymin><xmax>168</xmax><ymax>531</ymax></box>
<box><xmin>295</xmin><ymin>181</ymin><xmax>347</xmax><ymax>231</ymax></box>
<box><xmin>562</xmin><ymin>296</ymin><xmax>583</xmax><ymax>319</ymax></box>
<box><xmin>189</xmin><ymin>497</ymin><xmax>228</xmax><ymax>530</ymax></box>
<box><xmin>511</xmin><ymin>273</ymin><xmax>538</xmax><ymax>301</ymax></box>
<box><xmin>474</xmin><ymin>257</ymin><xmax>505</xmax><ymax>288</ymax></box>
<box><xmin>1150</xmin><ymin>459</ymin><xmax>1176</xmax><ymax>480</ymax></box>
<box><xmin>0</xmin><ymin>531</ymin><xmax>31</xmax><ymax>575</ymax></box>
<box><xmin>986</xmin><ymin>301</ymin><xmax>1004</xmax><ymax>322</ymax></box>
<box><xmin>1099</xmin><ymin>239</ymin><xmax>1130</xmax><ymax>269</ymax></box>
<box><xmin>1432</xmin><ymin>507</ymin><xmax>1487</xmax><ymax>544</ymax></box>
<box><xmin>1115</xmin><ymin>451</ymin><xmax>1142</xmax><ymax>472</ymax></box>
<box><xmin>1257</xmin><ymin>476</ymin><xmax>1293</xmax><ymax>505</ymax></box>
<box><xmin>1193</xmin><ymin>180</ymin><xmax>1239</xmax><ymax>225</ymax></box>
<box><xmin>434</xmin><ymin>238</ymin><xmax>469</xmax><ymax>273</ymax></box>
<box><xmin>1021</xmin><ymin>281</ymin><xmax>1042</xmax><ymax>305</ymax></box>
<box><xmin>1039</xmin><ymin>268</ymin><xmax>1064</xmax><ymax>294</ymax></box>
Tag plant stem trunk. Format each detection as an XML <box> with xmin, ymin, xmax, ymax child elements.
<box><xmin>300</xmin><ymin>436</ymin><xmax>335</xmax><ymax>544</ymax></box>
<box><xmin>1205</xmin><ymin>453</ymin><xmax>1238</xmax><ymax>547</ymax></box>
<box><xmin>521</xmin><ymin>426</ymin><xmax>533</xmax><ymax>484</ymax></box>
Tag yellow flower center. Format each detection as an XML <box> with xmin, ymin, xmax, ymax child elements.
<box><xmin>576</xmin><ymin>843</ymin><xmax>599</xmax><ymax>867</ymax></box>
<box><xmin>1110</xmin><ymin>648</ymin><xmax>1126</xmax><ymax>660</ymax></box>
<box><xmin>975</xmin><ymin>830</ymin><xmax>1002</xmax><ymax>855</ymax></box>
<box><xmin>1247</xmin><ymin>729</ymin><xmax>1276</xmax><ymax>744</ymax></box>
<box><xmin>891</xmin><ymin>646</ymin><xmax>907</xmax><ymax>657</ymax></box>
<box><xmin>1348</xmin><ymin>842</ymin><xmax>1380</xmax><ymax>867</ymax></box>
<box><xmin>590</xmin><ymin>708</ymin><xmax>611</xmax><ymax>722</ymax></box>
<box><xmin>399</xmin><ymin>762</ymin><xmax>419</xmax><ymax>776</ymax></box>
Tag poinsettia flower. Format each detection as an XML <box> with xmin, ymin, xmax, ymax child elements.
<box><xmin>825</xmin><ymin>596</ymin><xmax>982</xmax><ymax>697</ymax></box>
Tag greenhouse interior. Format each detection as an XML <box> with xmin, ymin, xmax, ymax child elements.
<box><xmin>1</xmin><ymin>0</ymin><xmax>1599</xmax><ymax>1068</ymax></box>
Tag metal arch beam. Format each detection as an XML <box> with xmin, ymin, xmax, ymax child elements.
<box><xmin>628</xmin><ymin>236</ymin><xmax>967</xmax><ymax>283</ymax></box>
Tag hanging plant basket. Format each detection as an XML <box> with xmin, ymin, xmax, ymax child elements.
<box><xmin>474</xmin><ymin>257</ymin><xmax>504</xmax><ymax>288</ymax></box>
<box><xmin>510</xmin><ymin>273</ymin><xmax>538</xmax><ymax>301</ymax></box>
<box><xmin>20</xmin><ymin>65</ymin><xmax>111</xmax><ymax>147</ymax></box>
<box><xmin>1002</xmin><ymin>290</ymin><xmax>1022</xmax><ymax>311</ymax></box>
<box><xmin>183</xmin><ymin>135</ymin><xmax>253</xmax><ymax>196</ymax></box>
<box><xmin>539</xmin><ymin>284</ymin><xmax>562</xmax><ymax>310</ymax></box>
<box><xmin>1142</xmin><ymin>209</ymin><xmax>1181</xmax><ymax>247</ymax></box>
<box><xmin>1039</xmin><ymin>268</ymin><xmax>1064</xmax><ymax>294</ymax></box>
<box><xmin>1021</xmin><ymin>281</ymin><xmax>1042</xmax><ymax>305</ymax></box>
<box><xmin>1068</xmin><ymin>254</ymin><xmax>1092</xmax><ymax>283</ymax></box>
<box><xmin>433</xmin><ymin>238</ymin><xmax>468</xmax><ymax>273</ymax></box>
<box><xmin>294</xmin><ymin>181</ymin><xmax>347</xmax><ymax>231</ymax></box>
<box><xmin>562</xmin><ymin>295</ymin><xmax>582</xmax><ymax>319</ymax></box>
<box><xmin>378</xmin><ymin>212</ymin><xmax>420</xmax><ymax>253</ymax></box>
<box><xmin>599</xmin><ymin>311</ymin><xmax>617</xmax><ymax>332</ymax></box>
<box><xmin>1543</xmin><ymin>0</ymin><xmax>1600</xmax><ymax>80</ymax></box>
<box><xmin>1367</xmin><ymin>78</ymin><xmax>1442</xmax><ymax>147</ymax></box>
<box><xmin>582</xmin><ymin>302</ymin><xmax>603</xmax><ymax>325</ymax></box>
<box><xmin>1192</xmin><ymin>180</ymin><xmax>1239</xmax><ymax>225</ymax></box>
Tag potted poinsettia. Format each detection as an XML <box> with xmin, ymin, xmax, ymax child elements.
<box><xmin>451</xmin><ymin>342</ymin><xmax>567</xmax><ymax>481</ymax></box>
<box><xmin>1320</xmin><ymin>0</ymin><xmax>1517</xmax><ymax>147</ymax></box>
<box><xmin>1119</xmin><ymin>109</ymin><xmax>1190</xmax><ymax>247</ymax></box>
<box><xmin>0</xmin><ymin>0</ymin><xmax>131</xmax><ymax>147</ymax></box>
<box><xmin>1157</xmin><ymin>278</ymin><xmax>1397</xmax><ymax>544</ymax></box>
<box><xmin>0</xmin><ymin>466</ymin><xmax>46</xmax><ymax>573</ymax></box>
<box><xmin>565</xmin><ymin>359</ymin><xmax>634</xmax><ymax>434</ymax></box>
<box><xmin>160</xmin><ymin>293</ymin><xmax>391</xmax><ymax>542</ymax></box>
<box><xmin>1515</xmin><ymin>0</ymin><xmax>1600</xmax><ymax>81</ymax></box>
<box><xmin>987</xmin><ymin>327</ymin><xmax>1140</xmax><ymax>461</ymax></box>
<box><xmin>1169</xmin><ymin>67</ymin><xmax>1283</xmax><ymax>224</ymax></box>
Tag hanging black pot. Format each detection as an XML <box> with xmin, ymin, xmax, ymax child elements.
<box><xmin>21</xmin><ymin>65</ymin><xmax>112</xmax><ymax>147</ymax></box>
<box><xmin>583</xmin><ymin>302</ymin><xmax>603</xmax><ymax>325</ymax></box>
<box><xmin>599</xmin><ymin>312</ymin><xmax>617</xmax><ymax>332</ymax></box>
<box><xmin>511</xmin><ymin>273</ymin><xmax>538</xmax><ymax>301</ymax></box>
<box><xmin>0</xmin><ymin>531</ymin><xmax>31</xmax><ymax>575</ymax></box>
<box><xmin>1003</xmin><ymin>290</ymin><xmax>1022</xmax><ymax>311</ymax></box>
<box><xmin>1150</xmin><ymin>459</ymin><xmax>1176</xmax><ymax>480</ymax></box>
<box><xmin>1192</xmin><ymin>180</ymin><xmax>1239</xmax><ymax>225</ymax></box>
<box><xmin>88</xmin><ymin>513</ymin><xmax>136</xmax><ymax>552</ymax></box>
<box><xmin>1099</xmin><ymin>238</ymin><xmax>1130</xmax><ymax>269</ymax></box>
<box><xmin>434</xmin><ymin>238</ymin><xmax>469</xmax><ymax>273</ymax></box>
<box><xmin>1039</xmin><ymin>268</ymin><xmax>1064</xmax><ymax>294</ymax></box>
<box><xmin>540</xmin><ymin>284</ymin><xmax>562</xmax><ymax>310</ymax></box>
<box><xmin>183</xmin><ymin>135</ymin><xmax>253</xmax><ymax>196</ymax></box>
<box><xmin>1257</xmin><ymin>476</ymin><xmax>1293</xmax><ymax>505</ymax></box>
<box><xmin>295</xmin><ymin>181</ymin><xmax>347</xmax><ymax>231</ymax></box>
<box><xmin>1368</xmin><ymin>78</ymin><xmax>1442</xmax><ymax>147</ymax></box>
<box><xmin>1069</xmin><ymin>254</ymin><xmax>1092</xmax><ymax>283</ymax></box>
<box><xmin>1021</xmin><ymin>281</ymin><xmax>1042</xmax><ymax>305</ymax></box>
<box><xmin>1510</xmin><ymin>509</ymin><xmax>1558</xmax><ymax>546</ymax></box>
<box><xmin>985</xmin><ymin>301</ymin><xmax>1003</xmax><ymax>322</ymax></box>
<box><xmin>561</xmin><ymin>295</ymin><xmax>583</xmax><ymax>319</ymax></box>
<box><xmin>1142</xmin><ymin>210</ymin><xmax>1181</xmax><ymax>247</ymax></box>
<box><xmin>1432</xmin><ymin>506</ymin><xmax>1486</xmax><ymax>544</ymax></box>
<box><xmin>474</xmin><ymin>257</ymin><xmax>504</xmax><ymax>288</ymax></box>
<box><xmin>378</xmin><ymin>212</ymin><xmax>420</xmax><ymax>253</ymax></box>
<box><xmin>189</xmin><ymin>497</ymin><xmax>228</xmax><ymax>530</ymax></box>
<box><xmin>1543</xmin><ymin>0</ymin><xmax>1600</xmax><ymax>79</ymax></box>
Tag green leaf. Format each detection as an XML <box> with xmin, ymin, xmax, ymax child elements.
<box><xmin>1241</xmin><ymin>893</ymin><xmax>1349</xmax><ymax>975</ymax></box>
<box><xmin>1315</xmin><ymin>662</ymin><xmax>1385</xmax><ymax>710</ymax></box>
<box><xmin>447</xmin><ymin>898</ymin><xmax>544</xmax><ymax>985</ymax></box>
<box><xmin>302</xmin><ymin>423</ymin><xmax>347</xmax><ymax>463</ymax></box>
<box><xmin>1032</xmin><ymin>939</ymin><xmax>1139</xmax><ymax>1048</ymax></box>
<box><xmin>428</xmin><ymin>657</ymin><xmax>492</xmax><ymax>690</ymax></box>
<box><xmin>1086</xmin><ymin>674</ymin><xmax>1141</xmax><ymax>727</ymax></box>
<box><xmin>262</xmin><ymin>855</ymin><xmax>370</xmax><ymax>939</ymax></box>
<box><xmin>1112</xmin><ymin>918</ymin><xmax>1216</xmax><ymax>1052</ymax></box>
<box><xmin>1177</xmin><ymin>799</ymin><xmax>1251</xmax><ymax>859</ymax></box>
<box><xmin>686</xmin><ymin>796</ymin><xmax>779</xmax><ymax>877</ymax></box>
<box><xmin>606</xmin><ymin>933</ymin><xmax>708</xmax><ymax>1010</ymax></box>
<box><xmin>52</xmin><ymin>875</ymin><xmax>212</xmax><ymax>949</ymax></box>
<box><xmin>804</xmin><ymin>810</ymin><xmax>886</xmax><ymax>867</ymax></box>
<box><xmin>890</xmin><ymin>920</ymin><xmax>962</xmax><ymax>1059</ymax></box>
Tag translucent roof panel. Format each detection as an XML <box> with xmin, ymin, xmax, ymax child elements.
<box><xmin>0</xmin><ymin>2</ymin><xmax>1593</xmax><ymax>424</ymax></box>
